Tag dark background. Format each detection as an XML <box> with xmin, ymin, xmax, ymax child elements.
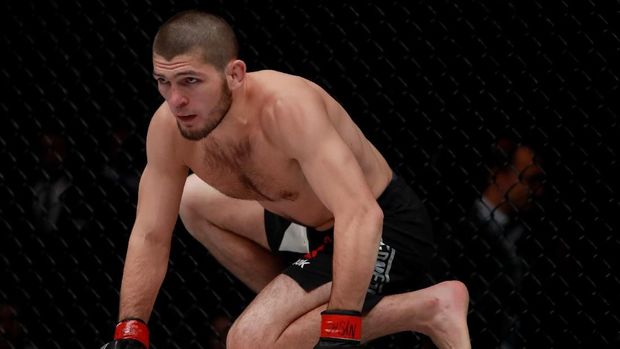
<box><xmin>1</xmin><ymin>0</ymin><xmax>618</xmax><ymax>348</ymax></box>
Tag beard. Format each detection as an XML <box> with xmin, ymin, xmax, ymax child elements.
<box><xmin>177</xmin><ymin>81</ymin><xmax>232</xmax><ymax>141</ymax></box>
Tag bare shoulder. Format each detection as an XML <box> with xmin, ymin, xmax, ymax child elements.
<box><xmin>147</xmin><ymin>103</ymin><xmax>177</xmax><ymax>146</ymax></box>
<box><xmin>251</xmin><ymin>71</ymin><xmax>335</xmax><ymax>158</ymax></box>
<box><xmin>253</xmin><ymin>70</ymin><xmax>328</xmax><ymax>128</ymax></box>
<box><xmin>146</xmin><ymin>102</ymin><xmax>188</xmax><ymax>166</ymax></box>
<box><xmin>252</xmin><ymin>70</ymin><xmax>325</xmax><ymax>98</ymax></box>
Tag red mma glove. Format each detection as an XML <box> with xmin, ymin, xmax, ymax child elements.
<box><xmin>314</xmin><ymin>310</ymin><xmax>362</xmax><ymax>348</ymax></box>
<box><xmin>100</xmin><ymin>318</ymin><xmax>149</xmax><ymax>349</ymax></box>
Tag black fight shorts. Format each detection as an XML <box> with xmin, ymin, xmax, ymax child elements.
<box><xmin>264</xmin><ymin>173</ymin><xmax>434</xmax><ymax>312</ymax></box>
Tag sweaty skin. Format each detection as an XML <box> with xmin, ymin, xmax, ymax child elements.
<box><xmin>119</xmin><ymin>52</ymin><xmax>392</xmax><ymax>322</ymax></box>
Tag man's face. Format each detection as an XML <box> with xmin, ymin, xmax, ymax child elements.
<box><xmin>497</xmin><ymin>146</ymin><xmax>545</xmax><ymax>212</ymax></box>
<box><xmin>152</xmin><ymin>52</ymin><xmax>232</xmax><ymax>140</ymax></box>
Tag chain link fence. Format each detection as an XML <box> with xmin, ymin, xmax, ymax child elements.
<box><xmin>1</xmin><ymin>0</ymin><xmax>618</xmax><ymax>348</ymax></box>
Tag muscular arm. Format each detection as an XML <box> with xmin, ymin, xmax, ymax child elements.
<box><xmin>267</xmin><ymin>89</ymin><xmax>383</xmax><ymax>312</ymax></box>
<box><xmin>119</xmin><ymin>107</ymin><xmax>188</xmax><ymax>321</ymax></box>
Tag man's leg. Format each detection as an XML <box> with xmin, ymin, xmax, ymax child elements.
<box><xmin>179</xmin><ymin>174</ymin><xmax>282</xmax><ymax>292</ymax></box>
<box><xmin>180</xmin><ymin>175</ymin><xmax>471</xmax><ymax>348</ymax></box>
<box><xmin>227</xmin><ymin>275</ymin><xmax>471</xmax><ymax>349</ymax></box>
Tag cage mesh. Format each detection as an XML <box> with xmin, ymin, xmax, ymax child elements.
<box><xmin>1</xmin><ymin>0</ymin><xmax>618</xmax><ymax>348</ymax></box>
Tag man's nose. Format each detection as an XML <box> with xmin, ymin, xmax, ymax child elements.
<box><xmin>169</xmin><ymin>86</ymin><xmax>188</xmax><ymax>108</ymax></box>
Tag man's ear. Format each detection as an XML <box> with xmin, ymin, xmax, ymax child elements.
<box><xmin>226</xmin><ymin>60</ymin><xmax>247</xmax><ymax>89</ymax></box>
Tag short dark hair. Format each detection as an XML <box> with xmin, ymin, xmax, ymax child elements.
<box><xmin>153</xmin><ymin>10</ymin><xmax>239</xmax><ymax>70</ymax></box>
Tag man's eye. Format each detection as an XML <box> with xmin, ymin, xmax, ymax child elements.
<box><xmin>157</xmin><ymin>78</ymin><xmax>169</xmax><ymax>85</ymax></box>
<box><xmin>185</xmin><ymin>77</ymin><xmax>199</xmax><ymax>84</ymax></box>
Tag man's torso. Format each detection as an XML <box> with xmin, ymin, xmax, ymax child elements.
<box><xmin>170</xmin><ymin>70</ymin><xmax>391</xmax><ymax>229</ymax></box>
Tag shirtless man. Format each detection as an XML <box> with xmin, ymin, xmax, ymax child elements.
<box><xmin>102</xmin><ymin>10</ymin><xmax>470</xmax><ymax>349</ymax></box>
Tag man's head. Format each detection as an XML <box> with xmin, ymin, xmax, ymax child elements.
<box><xmin>152</xmin><ymin>10</ymin><xmax>245</xmax><ymax>140</ymax></box>
<box><xmin>153</xmin><ymin>10</ymin><xmax>238</xmax><ymax>71</ymax></box>
<box><xmin>484</xmin><ymin>139</ymin><xmax>545</xmax><ymax>215</ymax></box>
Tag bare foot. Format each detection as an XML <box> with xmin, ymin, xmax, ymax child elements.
<box><xmin>413</xmin><ymin>281</ymin><xmax>471</xmax><ymax>349</ymax></box>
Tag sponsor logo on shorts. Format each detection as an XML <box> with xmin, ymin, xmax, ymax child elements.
<box><xmin>368</xmin><ymin>240</ymin><xmax>396</xmax><ymax>295</ymax></box>
<box><xmin>293</xmin><ymin>259</ymin><xmax>310</xmax><ymax>268</ymax></box>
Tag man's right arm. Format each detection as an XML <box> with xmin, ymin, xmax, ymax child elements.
<box><xmin>118</xmin><ymin>107</ymin><xmax>188</xmax><ymax>323</ymax></box>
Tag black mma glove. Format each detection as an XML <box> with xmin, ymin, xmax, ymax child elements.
<box><xmin>314</xmin><ymin>310</ymin><xmax>362</xmax><ymax>348</ymax></box>
<box><xmin>100</xmin><ymin>318</ymin><xmax>149</xmax><ymax>349</ymax></box>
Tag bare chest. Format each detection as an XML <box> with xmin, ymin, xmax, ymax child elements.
<box><xmin>190</xmin><ymin>136</ymin><xmax>302</xmax><ymax>202</ymax></box>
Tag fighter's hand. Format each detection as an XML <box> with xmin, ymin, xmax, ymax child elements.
<box><xmin>314</xmin><ymin>310</ymin><xmax>362</xmax><ymax>348</ymax></box>
<box><xmin>101</xmin><ymin>319</ymin><xmax>149</xmax><ymax>349</ymax></box>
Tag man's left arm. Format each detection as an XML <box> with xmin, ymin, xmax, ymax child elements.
<box><xmin>267</xmin><ymin>92</ymin><xmax>383</xmax><ymax>345</ymax></box>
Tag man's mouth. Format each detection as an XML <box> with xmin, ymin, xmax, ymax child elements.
<box><xmin>176</xmin><ymin>114</ymin><xmax>197</xmax><ymax>122</ymax></box>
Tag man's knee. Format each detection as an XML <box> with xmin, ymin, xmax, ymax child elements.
<box><xmin>225</xmin><ymin>321</ymin><xmax>247</xmax><ymax>349</ymax></box>
<box><xmin>179</xmin><ymin>174</ymin><xmax>213</xmax><ymax>232</ymax></box>
<box><xmin>227</xmin><ymin>316</ymin><xmax>270</xmax><ymax>349</ymax></box>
